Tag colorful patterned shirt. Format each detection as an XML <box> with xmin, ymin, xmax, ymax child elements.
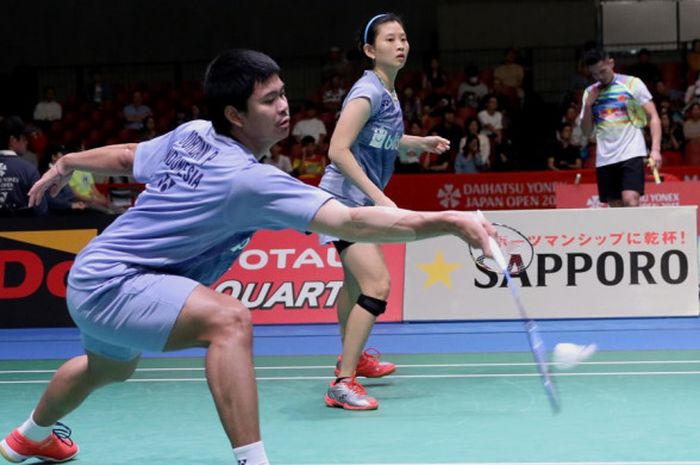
<box><xmin>580</xmin><ymin>73</ymin><xmax>652</xmax><ymax>166</ymax></box>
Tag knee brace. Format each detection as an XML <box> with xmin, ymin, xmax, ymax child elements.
<box><xmin>357</xmin><ymin>294</ymin><xmax>387</xmax><ymax>316</ymax></box>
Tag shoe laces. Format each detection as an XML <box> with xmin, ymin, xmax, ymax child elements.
<box><xmin>361</xmin><ymin>348</ymin><xmax>382</xmax><ymax>363</ymax></box>
<box><xmin>51</xmin><ymin>422</ymin><xmax>74</xmax><ymax>447</ymax></box>
<box><xmin>341</xmin><ymin>377</ymin><xmax>367</xmax><ymax>396</ymax></box>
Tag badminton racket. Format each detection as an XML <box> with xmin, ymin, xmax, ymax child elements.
<box><xmin>476</xmin><ymin>211</ymin><xmax>561</xmax><ymax>413</ymax></box>
<box><xmin>647</xmin><ymin>157</ymin><xmax>661</xmax><ymax>184</ymax></box>
<box><xmin>468</xmin><ymin>221</ymin><xmax>534</xmax><ymax>276</ymax></box>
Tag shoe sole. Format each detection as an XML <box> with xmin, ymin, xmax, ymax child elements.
<box><xmin>0</xmin><ymin>440</ymin><xmax>79</xmax><ymax>464</ymax></box>
<box><xmin>0</xmin><ymin>440</ymin><xmax>26</xmax><ymax>463</ymax></box>
<box><xmin>323</xmin><ymin>394</ymin><xmax>378</xmax><ymax>411</ymax></box>
<box><xmin>334</xmin><ymin>366</ymin><xmax>396</xmax><ymax>378</ymax></box>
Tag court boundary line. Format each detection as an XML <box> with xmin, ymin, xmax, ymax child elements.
<box><xmin>277</xmin><ymin>462</ymin><xmax>700</xmax><ymax>465</ymax></box>
<box><xmin>5</xmin><ymin>370</ymin><xmax>700</xmax><ymax>384</ymax></box>
<box><xmin>3</xmin><ymin>358</ymin><xmax>700</xmax><ymax>375</ymax></box>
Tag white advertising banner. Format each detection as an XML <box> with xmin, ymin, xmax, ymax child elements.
<box><xmin>404</xmin><ymin>207</ymin><xmax>699</xmax><ymax>320</ymax></box>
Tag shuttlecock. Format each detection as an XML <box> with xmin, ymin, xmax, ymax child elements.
<box><xmin>552</xmin><ymin>343</ymin><xmax>597</xmax><ymax>369</ymax></box>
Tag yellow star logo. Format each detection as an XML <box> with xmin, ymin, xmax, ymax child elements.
<box><xmin>417</xmin><ymin>250</ymin><xmax>461</xmax><ymax>289</ymax></box>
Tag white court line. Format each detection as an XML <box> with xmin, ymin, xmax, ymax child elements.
<box><xmin>279</xmin><ymin>461</ymin><xmax>700</xmax><ymax>465</ymax></box>
<box><xmin>3</xmin><ymin>359</ymin><xmax>700</xmax><ymax>375</ymax></box>
<box><xmin>4</xmin><ymin>370</ymin><xmax>700</xmax><ymax>384</ymax></box>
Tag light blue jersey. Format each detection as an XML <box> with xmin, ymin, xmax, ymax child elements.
<box><xmin>319</xmin><ymin>71</ymin><xmax>404</xmax><ymax>207</ymax></box>
<box><xmin>69</xmin><ymin>120</ymin><xmax>333</xmax><ymax>290</ymax></box>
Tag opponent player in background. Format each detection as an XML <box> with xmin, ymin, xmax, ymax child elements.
<box><xmin>580</xmin><ymin>48</ymin><xmax>661</xmax><ymax>207</ymax></box>
<box><xmin>318</xmin><ymin>13</ymin><xmax>451</xmax><ymax>410</ymax></box>
<box><xmin>0</xmin><ymin>49</ymin><xmax>493</xmax><ymax>465</ymax></box>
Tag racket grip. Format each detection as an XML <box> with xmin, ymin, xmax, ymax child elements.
<box><xmin>476</xmin><ymin>210</ymin><xmax>508</xmax><ymax>271</ymax></box>
<box><xmin>653</xmin><ymin>167</ymin><xmax>661</xmax><ymax>184</ymax></box>
<box><xmin>488</xmin><ymin>236</ymin><xmax>508</xmax><ymax>271</ymax></box>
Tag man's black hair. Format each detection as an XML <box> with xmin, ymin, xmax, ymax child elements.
<box><xmin>583</xmin><ymin>48</ymin><xmax>610</xmax><ymax>66</ymax></box>
<box><xmin>203</xmin><ymin>49</ymin><xmax>281</xmax><ymax>135</ymax></box>
<box><xmin>0</xmin><ymin>116</ymin><xmax>27</xmax><ymax>149</ymax></box>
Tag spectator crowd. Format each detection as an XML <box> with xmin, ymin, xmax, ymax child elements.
<box><xmin>3</xmin><ymin>40</ymin><xmax>700</xmax><ymax>216</ymax></box>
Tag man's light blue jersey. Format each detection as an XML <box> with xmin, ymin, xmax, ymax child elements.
<box><xmin>319</xmin><ymin>71</ymin><xmax>404</xmax><ymax>207</ymax></box>
<box><xmin>69</xmin><ymin>120</ymin><xmax>332</xmax><ymax>289</ymax></box>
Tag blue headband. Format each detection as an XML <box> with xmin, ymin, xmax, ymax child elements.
<box><xmin>363</xmin><ymin>14</ymin><xmax>387</xmax><ymax>44</ymax></box>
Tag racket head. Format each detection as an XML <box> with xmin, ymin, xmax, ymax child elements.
<box><xmin>469</xmin><ymin>223</ymin><xmax>534</xmax><ymax>275</ymax></box>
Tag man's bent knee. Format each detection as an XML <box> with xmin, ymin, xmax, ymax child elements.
<box><xmin>206</xmin><ymin>301</ymin><xmax>252</xmax><ymax>343</ymax></box>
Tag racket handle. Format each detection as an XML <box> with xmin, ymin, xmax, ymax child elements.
<box><xmin>488</xmin><ymin>236</ymin><xmax>508</xmax><ymax>271</ymax></box>
<box><xmin>476</xmin><ymin>210</ymin><xmax>508</xmax><ymax>271</ymax></box>
<box><xmin>647</xmin><ymin>157</ymin><xmax>661</xmax><ymax>184</ymax></box>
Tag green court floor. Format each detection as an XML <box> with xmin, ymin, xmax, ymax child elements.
<box><xmin>2</xmin><ymin>351</ymin><xmax>700</xmax><ymax>465</ymax></box>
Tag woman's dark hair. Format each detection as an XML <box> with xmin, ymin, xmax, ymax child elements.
<box><xmin>357</xmin><ymin>13</ymin><xmax>404</xmax><ymax>50</ymax></box>
<box><xmin>203</xmin><ymin>49</ymin><xmax>281</xmax><ymax>135</ymax></box>
<box><xmin>558</xmin><ymin>121</ymin><xmax>572</xmax><ymax>133</ymax></box>
<box><xmin>464</xmin><ymin>117</ymin><xmax>482</xmax><ymax>133</ymax></box>
<box><xmin>464</xmin><ymin>133</ymin><xmax>479</xmax><ymax>152</ymax></box>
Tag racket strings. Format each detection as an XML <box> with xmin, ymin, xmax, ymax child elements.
<box><xmin>478</xmin><ymin>234</ymin><xmax>531</xmax><ymax>275</ymax></box>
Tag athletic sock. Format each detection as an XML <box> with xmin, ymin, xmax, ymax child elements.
<box><xmin>233</xmin><ymin>440</ymin><xmax>269</xmax><ymax>465</ymax></box>
<box><xmin>17</xmin><ymin>411</ymin><xmax>53</xmax><ymax>442</ymax></box>
<box><xmin>335</xmin><ymin>376</ymin><xmax>350</xmax><ymax>384</ymax></box>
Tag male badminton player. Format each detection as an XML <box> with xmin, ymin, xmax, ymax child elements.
<box><xmin>580</xmin><ymin>48</ymin><xmax>661</xmax><ymax>207</ymax></box>
<box><xmin>1</xmin><ymin>49</ymin><xmax>494</xmax><ymax>465</ymax></box>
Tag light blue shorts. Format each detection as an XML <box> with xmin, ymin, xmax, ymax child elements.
<box><xmin>66</xmin><ymin>273</ymin><xmax>200</xmax><ymax>361</ymax></box>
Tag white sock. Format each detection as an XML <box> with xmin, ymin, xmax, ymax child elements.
<box><xmin>17</xmin><ymin>411</ymin><xmax>53</xmax><ymax>442</ymax></box>
<box><xmin>233</xmin><ymin>440</ymin><xmax>269</xmax><ymax>465</ymax></box>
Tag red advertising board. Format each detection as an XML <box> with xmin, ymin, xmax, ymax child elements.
<box><xmin>385</xmin><ymin>167</ymin><xmax>700</xmax><ymax>212</ymax></box>
<box><xmin>210</xmin><ymin>230</ymin><xmax>406</xmax><ymax>324</ymax></box>
<box><xmin>556</xmin><ymin>181</ymin><xmax>700</xmax><ymax>230</ymax></box>
<box><xmin>385</xmin><ymin>171</ymin><xmax>596</xmax><ymax>211</ymax></box>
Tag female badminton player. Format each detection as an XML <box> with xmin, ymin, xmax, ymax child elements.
<box><xmin>319</xmin><ymin>13</ymin><xmax>450</xmax><ymax>410</ymax></box>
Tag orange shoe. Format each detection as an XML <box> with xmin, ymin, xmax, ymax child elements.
<box><xmin>0</xmin><ymin>423</ymin><xmax>79</xmax><ymax>463</ymax></box>
<box><xmin>335</xmin><ymin>348</ymin><xmax>396</xmax><ymax>378</ymax></box>
<box><xmin>324</xmin><ymin>377</ymin><xmax>378</xmax><ymax>410</ymax></box>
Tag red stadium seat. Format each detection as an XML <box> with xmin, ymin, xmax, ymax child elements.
<box><xmin>446</xmin><ymin>77</ymin><xmax>461</xmax><ymax>98</ymax></box>
<box><xmin>479</xmin><ymin>69</ymin><xmax>494</xmax><ymax>87</ymax></box>
<box><xmin>660</xmin><ymin>62</ymin><xmax>682</xmax><ymax>89</ymax></box>
<box><xmin>63</xmin><ymin>112</ymin><xmax>78</xmax><ymax>126</ymax></box>
<box><xmin>685</xmin><ymin>142</ymin><xmax>700</xmax><ymax>166</ymax></box>
<box><xmin>75</xmin><ymin>120</ymin><xmax>92</xmax><ymax>135</ymax></box>
<box><xmin>583</xmin><ymin>144</ymin><xmax>596</xmax><ymax>169</ymax></box>
<box><xmin>156</xmin><ymin>117</ymin><xmax>171</xmax><ymax>133</ymax></box>
<box><xmin>86</xmin><ymin>129</ymin><xmax>103</xmax><ymax>148</ymax></box>
<box><xmin>661</xmin><ymin>150</ymin><xmax>683</xmax><ymax>166</ymax></box>
<box><xmin>456</xmin><ymin>106</ymin><xmax>476</xmax><ymax>122</ymax></box>
<box><xmin>117</xmin><ymin>128</ymin><xmax>137</xmax><ymax>143</ymax></box>
<box><xmin>101</xmin><ymin>119</ymin><xmax>118</xmax><ymax>136</ymax></box>
<box><xmin>61</xmin><ymin>130</ymin><xmax>77</xmax><ymax>146</ymax></box>
<box><xmin>49</xmin><ymin>120</ymin><xmax>64</xmax><ymax>135</ymax></box>
<box><xmin>78</xmin><ymin>102</ymin><xmax>92</xmax><ymax>116</ymax></box>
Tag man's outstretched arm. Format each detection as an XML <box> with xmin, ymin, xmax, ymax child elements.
<box><xmin>308</xmin><ymin>199</ymin><xmax>495</xmax><ymax>254</ymax></box>
<box><xmin>28</xmin><ymin>144</ymin><xmax>137</xmax><ymax>207</ymax></box>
